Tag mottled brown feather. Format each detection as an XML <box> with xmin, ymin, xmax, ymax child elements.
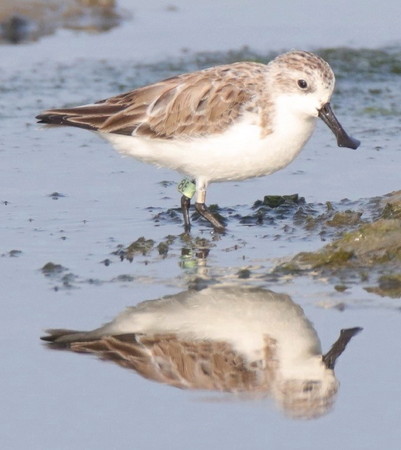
<box><xmin>67</xmin><ymin>333</ymin><xmax>278</xmax><ymax>393</ymax></box>
<box><xmin>37</xmin><ymin>62</ymin><xmax>268</xmax><ymax>139</ymax></box>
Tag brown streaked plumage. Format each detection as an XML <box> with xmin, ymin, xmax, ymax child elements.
<box><xmin>37</xmin><ymin>51</ymin><xmax>360</xmax><ymax>232</ymax></box>
<box><xmin>38</xmin><ymin>62</ymin><xmax>266</xmax><ymax>138</ymax></box>
<box><xmin>64</xmin><ymin>333</ymin><xmax>278</xmax><ymax>393</ymax></box>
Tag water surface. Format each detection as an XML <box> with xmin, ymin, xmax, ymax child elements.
<box><xmin>1</xmin><ymin>1</ymin><xmax>401</xmax><ymax>449</ymax></box>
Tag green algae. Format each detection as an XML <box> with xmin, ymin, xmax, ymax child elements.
<box><xmin>41</xmin><ymin>262</ymin><xmax>67</xmax><ymax>276</ymax></box>
<box><xmin>156</xmin><ymin>235</ymin><xmax>179</xmax><ymax>256</ymax></box>
<box><xmin>114</xmin><ymin>237</ymin><xmax>156</xmax><ymax>262</ymax></box>
<box><xmin>380</xmin><ymin>193</ymin><xmax>401</xmax><ymax>219</ymax></box>
<box><xmin>37</xmin><ymin>189</ymin><xmax>401</xmax><ymax>298</ymax></box>
<box><xmin>279</xmin><ymin>249</ymin><xmax>354</xmax><ymax>272</ymax></box>
<box><xmin>275</xmin><ymin>191</ymin><xmax>401</xmax><ymax>293</ymax></box>
<box><xmin>280</xmin><ymin>218</ymin><xmax>401</xmax><ymax>273</ymax></box>
<box><xmin>237</xmin><ymin>268</ymin><xmax>252</xmax><ymax>279</ymax></box>
<box><xmin>253</xmin><ymin>194</ymin><xmax>302</xmax><ymax>209</ymax></box>
<box><xmin>325</xmin><ymin>211</ymin><xmax>363</xmax><ymax>227</ymax></box>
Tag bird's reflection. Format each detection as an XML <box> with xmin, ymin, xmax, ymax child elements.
<box><xmin>42</xmin><ymin>285</ymin><xmax>361</xmax><ymax>419</ymax></box>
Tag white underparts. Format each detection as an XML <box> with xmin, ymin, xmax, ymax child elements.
<box><xmin>103</xmin><ymin>108</ymin><xmax>317</xmax><ymax>185</ymax></box>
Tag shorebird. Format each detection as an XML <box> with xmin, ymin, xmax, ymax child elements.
<box><xmin>42</xmin><ymin>286</ymin><xmax>361</xmax><ymax>418</ymax></box>
<box><xmin>37</xmin><ymin>50</ymin><xmax>360</xmax><ymax>232</ymax></box>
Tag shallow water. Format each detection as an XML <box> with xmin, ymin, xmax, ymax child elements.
<box><xmin>1</xmin><ymin>1</ymin><xmax>401</xmax><ymax>449</ymax></box>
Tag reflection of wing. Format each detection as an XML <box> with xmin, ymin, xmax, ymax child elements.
<box><xmin>68</xmin><ymin>333</ymin><xmax>278</xmax><ymax>393</ymax></box>
<box><xmin>36</xmin><ymin>62</ymin><xmax>266</xmax><ymax>138</ymax></box>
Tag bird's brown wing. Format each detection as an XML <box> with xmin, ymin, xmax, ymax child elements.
<box><xmin>36</xmin><ymin>62</ymin><xmax>266</xmax><ymax>138</ymax></box>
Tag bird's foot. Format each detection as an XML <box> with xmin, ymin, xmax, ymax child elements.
<box><xmin>195</xmin><ymin>202</ymin><xmax>225</xmax><ymax>232</ymax></box>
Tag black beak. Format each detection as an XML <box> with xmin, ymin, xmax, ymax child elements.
<box><xmin>318</xmin><ymin>103</ymin><xmax>360</xmax><ymax>150</ymax></box>
<box><xmin>322</xmin><ymin>327</ymin><xmax>362</xmax><ymax>369</ymax></box>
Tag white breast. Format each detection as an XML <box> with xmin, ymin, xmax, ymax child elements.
<box><xmin>103</xmin><ymin>109</ymin><xmax>317</xmax><ymax>183</ymax></box>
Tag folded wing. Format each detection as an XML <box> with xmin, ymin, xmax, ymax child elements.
<box><xmin>36</xmin><ymin>62</ymin><xmax>265</xmax><ymax>139</ymax></box>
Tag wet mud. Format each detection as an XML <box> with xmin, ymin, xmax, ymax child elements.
<box><xmin>276</xmin><ymin>191</ymin><xmax>401</xmax><ymax>297</ymax></box>
<box><xmin>0</xmin><ymin>0</ymin><xmax>125</xmax><ymax>43</ymax></box>
<box><xmin>37</xmin><ymin>190</ymin><xmax>401</xmax><ymax>300</ymax></box>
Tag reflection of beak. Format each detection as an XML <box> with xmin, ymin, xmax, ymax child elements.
<box><xmin>322</xmin><ymin>327</ymin><xmax>362</xmax><ymax>369</ymax></box>
<box><xmin>318</xmin><ymin>103</ymin><xmax>361</xmax><ymax>150</ymax></box>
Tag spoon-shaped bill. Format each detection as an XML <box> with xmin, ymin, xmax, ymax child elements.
<box><xmin>318</xmin><ymin>103</ymin><xmax>360</xmax><ymax>150</ymax></box>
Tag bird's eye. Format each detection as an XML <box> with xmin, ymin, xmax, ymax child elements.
<box><xmin>297</xmin><ymin>79</ymin><xmax>308</xmax><ymax>89</ymax></box>
<box><xmin>303</xmin><ymin>384</ymin><xmax>314</xmax><ymax>393</ymax></box>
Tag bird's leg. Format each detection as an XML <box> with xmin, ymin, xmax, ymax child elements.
<box><xmin>194</xmin><ymin>186</ymin><xmax>225</xmax><ymax>232</ymax></box>
<box><xmin>181</xmin><ymin>195</ymin><xmax>191</xmax><ymax>233</ymax></box>
<box><xmin>178</xmin><ymin>178</ymin><xmax>197</xmax><ymax>233</ymax></box>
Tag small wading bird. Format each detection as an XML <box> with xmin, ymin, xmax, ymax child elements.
<box><xmin>42</xmin><ymin>286</ymin><xmax>362</xmax><ymax>419</ymax></box>
<box><xmin>37</xmin><ymin>51</ymin><xmax>360</xmax><ymax>232</ymax></box>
